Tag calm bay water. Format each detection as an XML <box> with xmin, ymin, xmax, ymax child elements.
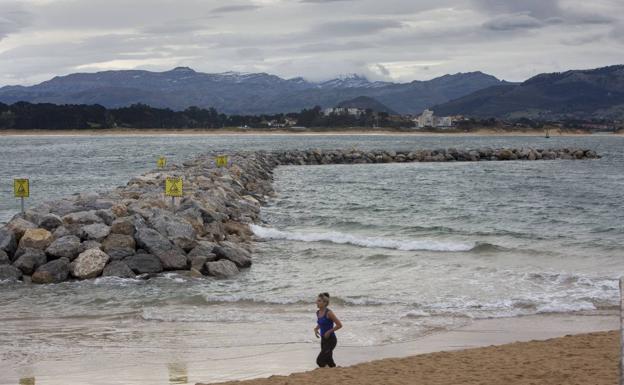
<box><xmin>0</xmin><ymin>134</ymin><xmax>623</xmax><ymax>384</ymax></box>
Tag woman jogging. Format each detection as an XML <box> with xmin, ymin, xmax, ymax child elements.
<box><xmin>314</xmin><ymin>292</ymin><xmax>343</xmax><ymax>368</ymax></box>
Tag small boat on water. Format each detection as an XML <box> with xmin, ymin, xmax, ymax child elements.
<box><xmin>545</xmin><ymin>128</ymin><xmax>550</xmax><ymax>138</ymax></box>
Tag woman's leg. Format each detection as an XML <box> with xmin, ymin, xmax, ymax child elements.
<box><xmin>326</xmin><ymin>334</ymin><xmax>337</xmax><ymax>367</ymax></box>
<box><xmin>317</xmin><ymin>334</ymin><xmax>337</xmax><ymax>367</ymax></box>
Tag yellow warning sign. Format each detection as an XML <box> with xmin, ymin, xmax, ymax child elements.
<box><xmin>165</xmin><ymin>177</ymin><xmax>183</xmax><ymax>197</ymax></box>
<box><xmin>216</xmin><ymin>155</ymin><xmax>229</xmax><ymax>167</ymax></box>
<box><xmin>157</xmin><ymin>156</ymin><xmax>167</xmax><ymax>168</ymax></box>
<box><xmin>14</xmin><ymin>178</ymin><xmax>29</xmax><ymax>198</ymax></box>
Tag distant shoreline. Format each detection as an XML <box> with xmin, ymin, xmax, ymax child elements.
<box><xmin>1</xmin><ymin>128</ymin><xmax>621</xmax><ymax>137</ymax></box>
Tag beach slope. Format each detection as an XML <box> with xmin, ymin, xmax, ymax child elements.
<box><xmin>202</xmin><ymin>331</ymin><xmax>617</xmax><ymax>385</ymax></box>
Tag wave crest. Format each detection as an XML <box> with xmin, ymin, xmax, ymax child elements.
<box><xmin>251</xmin><ymin>224</ymin><xmax>478</xmax><ymax>252</ymax></box>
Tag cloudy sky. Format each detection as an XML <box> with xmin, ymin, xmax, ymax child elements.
<box><xmin>0</xmin><ymin>0</ymin><xmax>622</xmax><ymax>85</ymax></box>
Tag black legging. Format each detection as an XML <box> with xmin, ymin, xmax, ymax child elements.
<box><xmin>317</xmin><ymin>333</ymin><xmax>337</xmax><ymax>367</ymax></box>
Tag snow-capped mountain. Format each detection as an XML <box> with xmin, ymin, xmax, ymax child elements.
<box><xmin>0</xmin><ymin>67</ymin><xmax>507</xmax><ymax>114</ymax></box>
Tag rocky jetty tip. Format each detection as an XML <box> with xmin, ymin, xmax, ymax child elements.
<box><xmin>0</xmin><ymin>147</ymin><xmax>599</xmax><ymax>284</ymax></box>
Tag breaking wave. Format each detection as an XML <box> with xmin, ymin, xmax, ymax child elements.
<box><xmin>251</xmin><ymin>224</ymin><xmax>484</xmax><ymax>252</ymax></box>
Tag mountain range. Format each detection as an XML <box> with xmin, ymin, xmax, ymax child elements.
<box><xmin>432</xmin><ymin>65</ymin><xmax>624</xmax><ymax>120</ymax></box>
<box><xmin>0</xmin><ymin>67</ymin><xmax>507</xmax><ymax>115</ymax></box>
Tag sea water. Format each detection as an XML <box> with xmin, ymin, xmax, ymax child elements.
<box><xmin>0</xmin><ymin>134</ymin><xmax>622</xmax><ymax>384</ymax></box>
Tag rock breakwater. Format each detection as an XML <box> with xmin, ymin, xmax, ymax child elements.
<box><xmin>0</xmin><ymin>147</ymin><xmax>599</xmax><ymax>284</ymax></box>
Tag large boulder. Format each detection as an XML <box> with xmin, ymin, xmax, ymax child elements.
<box><xmin>32</xmin><ymin>258</ymin><xmax>70</xmax><ymax>284</ymax></box>
<box><xmin>124</xmin><ymin>253</ymin><xmax>163</xmax><ymax>274</ymax></box>
<box><xmin>13</xmin><ymin>248</ymin><xmax>47</xmax><ymax>275</ymax></box>
<box><xmin>205</xmin><ymin>259</ymin><xmax>239</xmax><ymax>278</ymax></box>
<box><xmin>0</xmin><ymin>228</ymin><xmax>17</xmax><ymax>257</ymax></box>
<box><xmin>101</xmin><ymin>234</ymin><xmax>135</xmax><ymax>260</ymax></box>
<box><xmin>70</xmin><ymin>249</ymin><xmax>110</xmax><ymax>279</ymax></box>
<box><xmin>110</xmin><ymin>217</ymin><xmax>135</xmax><ymax>236</ymax></box>
<box><xmin>0</xmin><ymin>264</ymin><xmax>22</xmax><ymax>281</ymax></box>
<box><xmin>39</xmin><ymin>214</ymin><xmax>63</xmax><ymax>231</ymax></box>
<box><xmin>187</xmin><ymin>241</ymin><xmax>218</xmax><ymax>261</ymax></box>
<box><xmin>134</xmin><ymin>227</ymin><xmax>187</xmax><ymax>270</ymax></box>
<box><xmin>0</xmin><ymin>250</ymin><xmax>9</xmax><ymax>265</ymax></box>
<box><xmin>18</xmin><ymin>228</ymin><xmax>53</xmax><ymax>251</ymax></box>
<box><xmin>79</xmin><ymin>240</ymin><xmax>102</xmax><ymax>253</ymax></box>
<box><xmin>80</xmin><ymin>223</ymin><xmax>111</xmax><ymax>241</ymax></box>
<box><xmin>213</xmin><ymin>242</ymin><xmax>252</xmax><ymax>268</ymax></box>
<box><xmin>147</xmin><ymin>211</ymin><xmax>197</xmax><ymax>251</ymax></box>
<box><xmin>6</xmin><ymin>217</ymin><xmax>37</xmax><ymax>242</ymax></box>
<box><xmin>63</xmin><ymin>211</ymin><xmax>104</xmax><ymax>225</ymax></box>
<box><xmin>102</xmin><ymin>261</ymin><xmax>136</xmax><ymax>278</ymax></box>
<box><xmin>46</xmin><ymin>235</ymin><xmax>81</xmax><ymax>260</ymax></box>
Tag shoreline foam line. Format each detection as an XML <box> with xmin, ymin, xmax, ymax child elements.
<box><xmin>250</xmin><ymin>224</ymin><xmax>476</xmax><ymax>252</ymax></box>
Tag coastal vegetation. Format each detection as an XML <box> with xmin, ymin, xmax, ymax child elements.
<box><xmin>0</xmin><ymin>101</ymin><xmax>619</xmax><ymax>133</ymax></box>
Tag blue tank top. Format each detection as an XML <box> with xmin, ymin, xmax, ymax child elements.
<box><xmin>317</xmin><ymin>309</ymin><xmax>334</xmax><ymax>337</ymax></box>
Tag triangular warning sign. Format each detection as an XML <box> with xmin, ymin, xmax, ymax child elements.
<box><xmin>17</xmin><ymin>183</ymin><xmax>25</xmax><ymax>193</ymax></box>
<box><xmin>168</xmin><ymin>182</ymin><xmax>179</xmax><ymax>194</ymax></box>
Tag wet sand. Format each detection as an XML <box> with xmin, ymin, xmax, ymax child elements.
<box><xmin>4</xmin><ymin>314</ymin><xmax>614</xmax><ymax>385</ymax></box>
<box><xmin>206</xmin><ymin>330</ymin><xmax>618</xmax><ymax>385</ymax></box>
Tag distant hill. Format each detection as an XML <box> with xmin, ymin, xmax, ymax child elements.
<box><xmin>0</xmin><ymin>67</ymin><xmax>507</xmax><ymax>115</ymax></box>
<box><xmin>432</xmin><ymin>65</ymin><xmax>624</xmax><ymax>119</ymax></box>
<box><xmin>336</xmin><ymin>96</ymin><xmax>397</xmax><ymax>114</ymax></box>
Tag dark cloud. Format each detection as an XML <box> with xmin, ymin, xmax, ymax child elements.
<box><xmin>0</xmin><ymin>3</ymin><xmax>31</xmax><ymax>40</ymax></box>
<box><xmin>483</xmin><ymin>13</ymin><xmax>544</xmax><ymax>31</ymax></box>
<box><xmin>211</xmin><ymin>5</ymin><xmax>261</xmax><ymax>13</ymax></box>
<box><xmin>472</xmin><ymin>0</ymin><xmax>561</xmax><ymax>19</ymax></box>
<box><xmin>300</xmin><ymin>0</ymin><xmax>353</xmax><ymax>3</ymax></box>
<box><xmin>312</xmin><ymin>19</ymin><xmax>404</xmax><ymax>36</ymax></box>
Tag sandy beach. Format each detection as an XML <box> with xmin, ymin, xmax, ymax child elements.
<box><xmin>204</xmin><ymin>330</ymin><xmax>618</xmax><ymax>385</ymax></box>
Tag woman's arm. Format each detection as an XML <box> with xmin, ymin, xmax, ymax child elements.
<box><xmin>323</xmin><ymin>311</ymin><xmax>342</xmax><ymax>337</ymax></box>
<box><xmin>314</xmin><ymin>324</ymin><xmax>320</xmax><ymax>338</ymax></box>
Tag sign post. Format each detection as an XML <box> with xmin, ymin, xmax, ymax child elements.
<box><xmin>215</xmin><ymin>155</ymin><xmax>229</xmax><ymax>168</ymax></box>
<box><xmin>165</xmin><ymin>177</ymin><xmax>183</xmax><ymax>209</ymax></box>
<box><xmin>157</xmin><ymin>156</ymin><xmax>167</xmax><ymax>168</ymax></box>
<box><xmin>619</xmin><ymin>277</ymin><xmax>624</xmax><ymax>385</ymax></box>
<box><xmin>13</xmin><ymin>178</ymin><xmax>29</xmax><ymax>214</ymax></box>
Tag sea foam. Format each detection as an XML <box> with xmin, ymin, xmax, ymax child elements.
<box><xmin>251</xmin><ymin>224</ymin><xmax>476</xmax><ymax>252</ymax></box>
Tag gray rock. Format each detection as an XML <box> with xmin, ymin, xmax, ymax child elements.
<box><xmin>0</xmin><ymin>264</ymin><xmax>22</xmax><ymax>281</ymax></box>
<box><xmin>102</xmin><ymin>261</ymin><xmax>136</xmax><ymax>278</ymax></box>
<box><xmin>39</xmin><ymin>214</ymin><xmax>63</xmax><ymax>231</ymax></box>
<box><xmin>101</xmin><ymin>234</ymin><xmax>136</xmax><ymax>260</ymax></box>
<box><xmin>13</xmin><ymin>248</ymin><xmax>47</xmax><ymax>275</ymax></box>
<box><xmin>96</xmin><ymin>209</ymin><xmax>116</xmax><ymax>226</ymax></box>
<box><xmin>6</xmin><ymin>217</ymin><xmax>37</xmax><ymax>241</ymax></box>
<box><xmin>46</xmin><ymin>235</ymin><xmax>81</xmax><ymax>260</ymax></box>
<box><xmin>124</xmin><ymin>253</ymin><xmax>163</xmax><ymax>274</ymax></box>
<box><xmin>80</xmin><ymin>240</ymin><xmax>102</xmax><ymax>252</ymax></box>
<box><xmin>32</xmin><ymin>258</ymin><xmax>69</xmax><ymax>284</ymax></box>
<box><xmin>52</xmin><ymin>226</ymin><xmax>72</xmax><ymax>240</ymax></box>
<box><xmin>213</xmin><ymin>242</ymin><xmax>252</xmax><ymax>268</ymax></box>
<box><xmin>18</xmin><ymin>228</ymin><xmax>53</xmax><ymax>250</ymax></box>
<box><xmin>70</xmin><ymin>249</ymin><xmax>110</xmax><ymax>279</ymax></box>
<box><xmin>80</xmin><ymin>223</ymin><xmax>111</xmax><ymax>241</ymax></box>
<box><xmin>190</xmin><ymin>255</ymin><xmax>209</xmax><ymax>272</ymax></box>
<box><xmin>134</xmin><ymin>227</ymin><xmax>187</xmax><ymax>270</ymax></box>
<box><xmin>147</xmin><ymin>210</ymin><xmax>197</xmax><ymax>251</ymax></box>
<box><xmin>205</xmin><ymin>259</ymin><xmax>239</xmax><ymax>278</ymax></box>
<box><xmin>187</xmin><ymin>241</ymin><xmax>218</xmax><ymax>261</ymax></box>
<box><xmin>0</xmin><ymin>250</ymin><xmax>9</xmax><ymax>265</ymax></box>
<box><xmin>63</xmin><ymin>211</ymin><xmax>104</xmax><ymax>225</ymax></box>
<box><xmin>110</xmin><ymin>217</ymin><xmax>135</xmax><ymax>235</ymax></box>
<box><xmin>0</xmin><ymin>228</ymin><xmax>17</xmax><ymax>257</ymax></box>
<box><xmin>46</xmin><ymin>199</ymin><xmax>82</xmax><ymax>216</ymax></box>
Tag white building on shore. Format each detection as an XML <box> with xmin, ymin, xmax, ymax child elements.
<box><xmin>323</xmin><ymin>107</ymin><xmax>365</xmax><ymax>116</ymax></box>
<box><xmin>415</xmin><ymin>109</ymin><xmax>455</xmax><ymax>129</ymax></box>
